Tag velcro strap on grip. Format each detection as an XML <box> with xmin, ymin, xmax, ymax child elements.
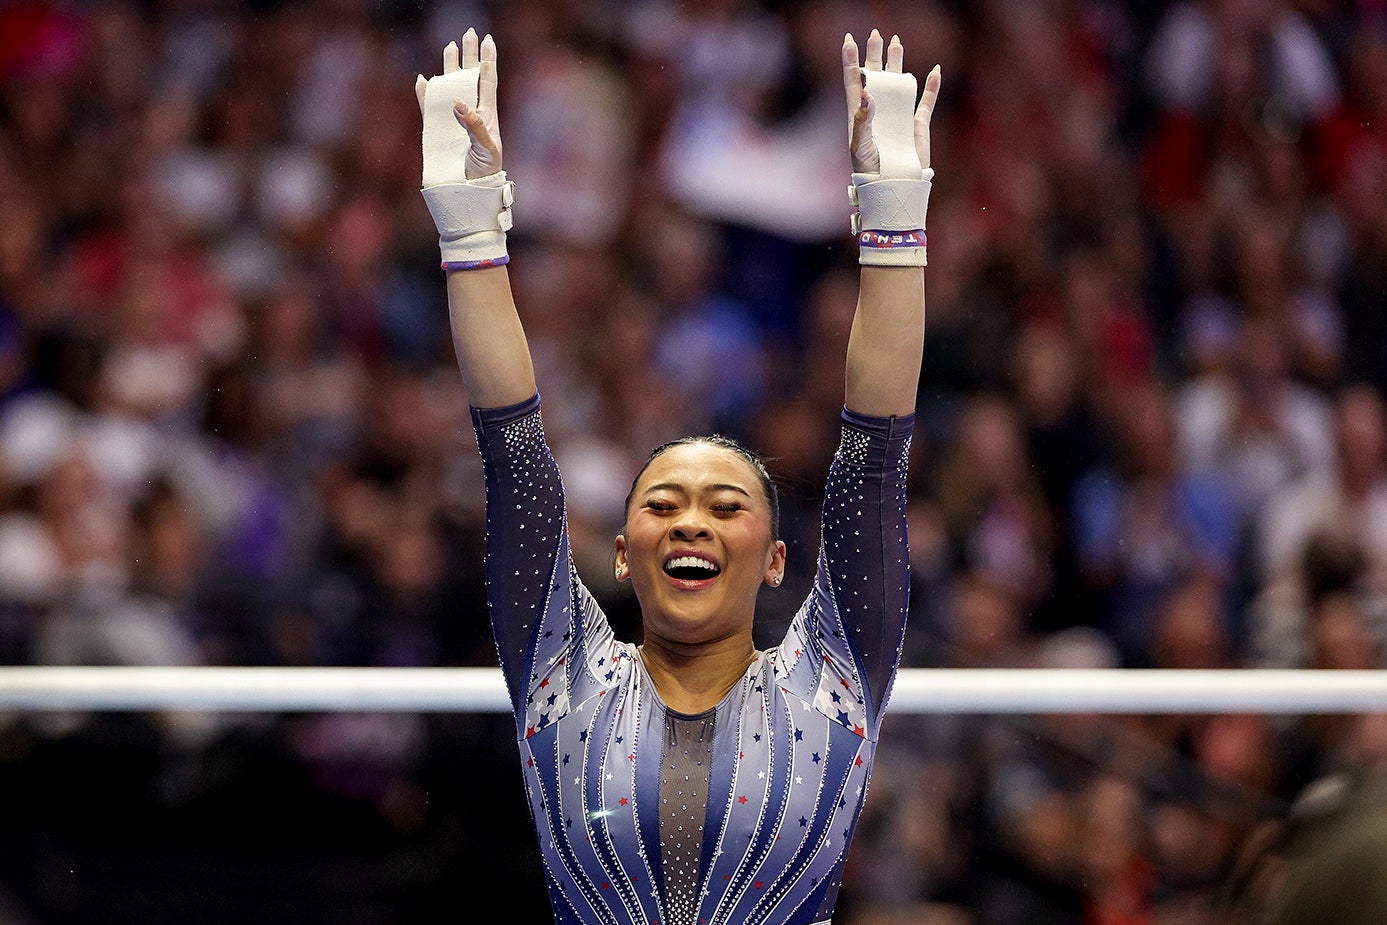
<box><xmin>850</xmin><ymin>172</ymin><xmax>932</xmax><ymax>232</ymax></box>
<box><xmin>423</xmin><ymin>172</ymin><xmax>513</xmax><ymax>264</ymax></box>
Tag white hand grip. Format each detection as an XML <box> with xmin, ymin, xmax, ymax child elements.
<box><xmin>422</xmin><ymin>66</ymin><xmax>481</xmax><ymax>188</ymax></box>
<box><xmin>863</xmin><ymin>69</ymin><xmax>921</xmax><ymax>180</ymax></box>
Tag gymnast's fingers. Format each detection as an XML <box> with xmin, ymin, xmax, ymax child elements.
<box><xmin>886</xmin><ymin>34</ymin><xmax>902</xmax><ymax>73</ymax></box>
<box><xmin>914</xmin><ymin>65</ymin><xmax>942</xmax><ymax>170</ymax></box>
<box><xmin>865</xmin><ymin>28</ymin><xmax>883</xmax><ymax>71</ymax></box>
<box><xmin>842</xmin><ymin>33</ymin><xmax>863</xmax><ymax>117</ymax></box>
<box><xmin>479</xmin><ymin>33</ymin><xmax>498</xmax><ymax>114</ymax></box>
<box><xmin>460</xmin><ymin>27</ymin><xmax>478</xmax><ymax>69</ymax></box>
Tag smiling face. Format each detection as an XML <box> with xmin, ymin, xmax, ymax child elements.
<box><xmin>615</xmin><ymin>441</ymin><xmax>786</xmax><ymax>649</ymax></box>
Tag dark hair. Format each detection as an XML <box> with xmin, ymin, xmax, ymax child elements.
<box><xmin>1222</xmin><ymin>770</ymin><xmax>1387</xmax><ymax>924</ymax></box>
<box><xmin>623</xmin><ymin>435</ymin><xmax>780</xmax><ymax>539</ymax></box>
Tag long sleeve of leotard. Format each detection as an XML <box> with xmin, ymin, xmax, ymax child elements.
<box><xmin>777</xmin><ymin>407</ymin><xmax>914</xmax><ymax>739</ymax></box>
<box><xmin>470</xmin><ymin>394</ymin><xmax>621</xmax><ymax>734</ymax></box>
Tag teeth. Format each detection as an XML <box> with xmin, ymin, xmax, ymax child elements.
<box><xmin>666</xmin><ymin>556</ymin><xmax>718</xmax><ymax>573</ymax></box>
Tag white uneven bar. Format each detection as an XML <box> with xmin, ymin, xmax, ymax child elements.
<box><xmin>1</xmin><ymin>667</ymin><xmax>1386</xmax><ymax>713</ymax></box>
<box><xmin>0</xmin><ymin>667</ymin><xmax>513</xmax><ymax>713</ymax></box>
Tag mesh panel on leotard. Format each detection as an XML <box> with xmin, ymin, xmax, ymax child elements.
<box><xmin>661</xmin><ymin>709</ymin><xmax>715</xmax><ymax>925</ymax></box>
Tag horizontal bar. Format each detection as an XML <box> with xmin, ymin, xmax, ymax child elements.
<box><xmin>889</xmin><ymin>668</ymin><xmax>1387</xmax><ymax>714</ymax></box>
<box><xmin>0</xmin><ymin>667</ymin><xmax>514</xmax><ymax>713</ymax></box>
<box><xmin>0</xmin><ymin>667</ymin><xmax>1385</xmax><ymax>714</ymax></box>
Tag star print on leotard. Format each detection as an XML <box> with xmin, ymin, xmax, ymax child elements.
<box><xmin>472</xmin><ymin>393</ymin><xmax>913</xmax><ymax>925</ymax></box>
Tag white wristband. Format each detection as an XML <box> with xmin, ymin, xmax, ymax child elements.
<box><xmin>422</xmin><ymin>172</ymin><xmax>515</xmax><ymax>267</ymax></box>
<box><xmin>850</xmin><ymin>170</ymin><xmax>932</xmax><ymax>266</ymax></box>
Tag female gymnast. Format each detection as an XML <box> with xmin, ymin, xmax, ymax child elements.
<box><xmin>415</xmin><ymin>24</ymin><xmax>940</xmax><ymax>925</ymax></box>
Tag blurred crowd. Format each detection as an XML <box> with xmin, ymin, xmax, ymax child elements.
<box><xmin>2</xmin><ymin>0</ymin><xmax>1387</xmax><ymax>922</ymax></box>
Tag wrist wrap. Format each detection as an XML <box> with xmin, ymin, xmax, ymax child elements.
<box><xmin>423</xmin><ymin>172</ymin><xmax>514</xmax><ymax>267</ymax></box>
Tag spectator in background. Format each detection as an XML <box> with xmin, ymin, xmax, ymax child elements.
<box><xmin>1245</xmin><ymin>384</ymin><xmax>1387</xmax><ymax>669</ymax></box>
<box><xmin>1009</xmin><ymin>320</ymin><xmax>1105</xmax><ymax>633</ymax></box>
<box><xmin>499</xmin><ymin>4</ymin><xmax>637</xmax><ymax>247</ymax></box>
<box><xmin>1258</xmin><ymin>383</ymin><xmax>1387</xmax><ymax>586</ymax></box>
<box><xmin>1312</xmin><ymin>12</ymin><xmax>1387</xmax><ymax>207</ymax></box>
<box><xmin>1072</xmin><ymin>379</ymin><xmax>1240</xmax><ymax>666</ymax></box>
<box><xmin>634</xmin><ymin>0</ymin><xmax>842</xmax><ymax>244</ymax></box>
<box><xmin>249</xmin><ymin>272</ymin><xmax>365</xmax><ymax>484</ymax></box>
<box><xmin>1152</xmin><ymin>574</ymin><xmax>1235</xmax><ymax>671</ymax></box>
<box><xmin>3</xmin><ymin>1</ymin><xmax>1387</xmax><ymax>923</ymax></box>
<box><xmin>1012</xmin><ymin>321</ymin><xmax>1104</xmax><ymax>524</ymax></box>
<box><xmin>1175</xmin><ymin>315</ymin><xmax>1337</xmax><ymax>524</ymax></box>
<box><xmin>932</xmin><ymin>394</ymin><xmax>1058</xmax><ymax>620</ymax></box>
<box><xmin>1318</xmin><ymin>23</ymin><xmax>1387</xmax><ymax>398</ymax></box>
<box><xmin>1225</xmin><ymin>765</ymin><xmax>1387</xmax><ymax>925</ymax></box>
<box><xmin>636</xmin><ymin>206</ymin><xmax>768</xmax><ymax>439</ymax></box>
<box><xmin>943</xmin><ymin>570</ymin><xmax>1035</xmax><ymax>671</ymax></box>
<box><xmin>1141</xmin><ymin>0</ymin><xmax>1340</xmax><ymax>211</ymax></box>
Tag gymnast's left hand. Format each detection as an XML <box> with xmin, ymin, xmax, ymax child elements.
<box><xmin>842</xmin><ymin>29</ymin><xmax>942</xmax><ymax>175</ymax></box>
<box><xmin>415</xmin><ymin>27</ymin><xmax>503</xmax><ymax>180</ymax></box>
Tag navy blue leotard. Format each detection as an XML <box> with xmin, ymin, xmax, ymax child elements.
<box><xmin>472</xmin><ymin>393</ymin><xmax>913</xmax><ymax>925</ymax></box>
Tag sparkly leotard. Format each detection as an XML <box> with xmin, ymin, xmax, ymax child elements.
<box><xmin>472</xmin><ymin>393</ymin><xmax>913</xmax><ymax>925</ymax></box>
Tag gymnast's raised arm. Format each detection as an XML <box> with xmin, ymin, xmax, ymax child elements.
<box><xmin>414</xmin><ymin>28</ymin><xmax>534</xmax><ymax>411</ymax></box>
<box><xmin>841</xmin><ymin>29</ymin><xmax>941</xmax><ymax>418</ymax></box>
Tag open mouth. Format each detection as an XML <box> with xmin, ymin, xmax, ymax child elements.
<box><xmin>663</xmin><ymin>555</ymin><xmax>721</xmax><ymax>583</ymax></box>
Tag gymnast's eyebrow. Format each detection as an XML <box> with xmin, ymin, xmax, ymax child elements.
<box><xmin>642</xmin><ymin>483</ymin><xmax>753</xmax><ymax>498</ymax></box>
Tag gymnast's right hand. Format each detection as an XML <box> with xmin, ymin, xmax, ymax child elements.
<box><xmin>415</xmin><ymin>28</ymin><xmax>513</xmax><ymax>271</ymax></box>
<box><xmin>415</xmin><ymin>27</ymin><xmax>502</xmax><ymax>180</ymax></box>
